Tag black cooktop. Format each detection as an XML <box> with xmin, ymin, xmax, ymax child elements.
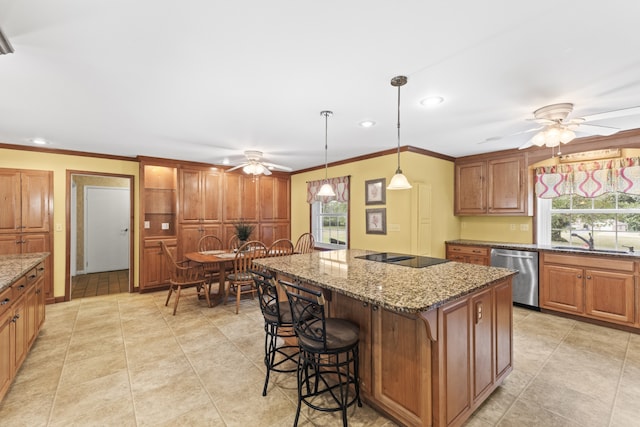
<box><xmin>355</xmin><ymin>252</ymin><xmax>450</xmax><ymax>268</ymax></box>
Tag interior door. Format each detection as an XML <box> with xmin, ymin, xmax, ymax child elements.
<box><xmin>85</xmin><ymin>186</ymin><xmax>130</xmax><ymax>273</ymax></box>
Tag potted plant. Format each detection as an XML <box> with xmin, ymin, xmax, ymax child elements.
<box><xmin>233</xmin><ymin>219</ymin><xmax>255</xmax><ymax>246</ymax></box>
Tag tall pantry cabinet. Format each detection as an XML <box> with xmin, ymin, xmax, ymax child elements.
<box><xmin>0</xmin><ymin>169</ymin><xmax>53</xmax><ymax>303</ymax></box>
<box><xmin>139</xmin><ymin>159</ymin><xmax>290</xmax><ymax>292</ymax></box>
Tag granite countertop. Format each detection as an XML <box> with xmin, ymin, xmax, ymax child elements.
<box><xmin>446</xmin><ymin>239</ymin><xmax>640</xmax><ymax>259</ymax></box>
<box><xmin>253</xmin><ymin>249</ymin><xmax>516</xmax><ymax>314</ymax></box>
<box><xmin>0</xmin><ymin>253</ymin><xmax>49</xmax><ymax>292</ymax></box>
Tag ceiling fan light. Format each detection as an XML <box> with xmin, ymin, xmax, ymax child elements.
<box><xmin>544</xmin><ymin>127</ymin><xmax>561</xmax><ymax>146</ymax></box>
<box><xmin>317</xmin><ymin>182</ymin><xmax>336</xmax><ymax>197</ymax></box>
<box><xmin>532</xmin><ymin>132</ymin><xmax>546</xmax><ymax>146</ymax></box>
<box><xmin>243</xmin><ymin>163</ymin><xmax>265</xmax><ymax>175</ymax></box>
<box><xmin>560</xmin><ymin>128</ymin><xmax>575</xmax><ymax>144</ymax></box>
<box><xmin>387</xmin><ymin>171</ymin><xmax>412</xmax><ymax>190</ymax></box>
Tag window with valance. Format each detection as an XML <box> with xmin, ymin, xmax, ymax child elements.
<box><xmin>307</xmin><ymin>176</ymin><xmax>350</xmax><ymax>249</ymax></box>
<box><xmin>535</xmin><ymin>157</ymin><xmax>640</xmax><ymax>199</ymax></box>
<box><xmin>306</xmin><ymin>176</ymin><xmax>350</xmax><ymax>203</ymax></box>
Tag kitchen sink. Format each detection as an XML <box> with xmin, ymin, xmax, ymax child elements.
<box><xmin>551</xmin><ymin>246</ymin><xmax>630</xmax><ymax>254</ymax></box>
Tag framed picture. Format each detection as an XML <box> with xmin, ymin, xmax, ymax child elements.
<box><xmin>366</xmin><ymin>208</ymin><xmax>386</xmax><ymax>234</ymax></box>
<box><xmin>365</xmin><ymin>178</ymin><xmax>386</xmax><ymax>205</ymax></box>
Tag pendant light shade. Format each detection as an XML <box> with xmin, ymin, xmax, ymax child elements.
<box><xmin>317</xmin><ymin>110</ymin><xmax>336</xmax><ymax>198</ymax></box>
<box><xmin>387</xmin><ymin>75</ymin><xmax>412</xmax><ymax>190</ymax></box>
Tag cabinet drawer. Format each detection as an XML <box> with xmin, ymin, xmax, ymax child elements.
<box><xmin>12</xmin><ymin>276</ymin><xmax>28</xmax><ymax>300</ymax></box>
<box><xmin>447</xmin><ymin>245</ymin><xmax>489</xmax><ymax>257</ymax></box>
<box><xmin>0</xmin><ymin>286</ymin><xmax>11</xmax><ymax>316</ymax></box>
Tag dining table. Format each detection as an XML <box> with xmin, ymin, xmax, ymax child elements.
<box><xmin>184</xmin><ymin>250</ymin><xmax>238</xmax><ymax>305</ymax></box>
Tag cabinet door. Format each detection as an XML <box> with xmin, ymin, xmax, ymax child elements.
<box><xmin>0</xmin><ymin>170</ymin><xmax>20</xmax><ymax>233</ymax></box>
<box><xmin>472</xmin><ymin>289</ymin><xmax>493</xmax><ymax>401</ymax></box>
<box><xmin>201</xmin><ymin>169</ymin><xmax>222</xmax><ymax>222</ymax></box>
<box><xmin>541</xmin><ymin>264</ymin><xmax>584</xmax><ymax>313</ymax></box>
<box><xmin>0</xmin><ymin>235</ymin><xmax>21</xmax><ymax>255</ymax></box>
<box><xmin>223</xmin><ymin>173</ymin><xmax>259</xmax><ymax>222</ymax></box>
<box><xmin>13</xmin><ymin>297</ymin><xmax>28</xmax><ymax>370</ymax></box>
<box><xmin>330</xmin><ymin>293</ymin><xmax>372</xmax><ymax>396</ymax></box>
<box><xmin>455</xmin><ymin>162</ymin><xmax>486</xmax><ymax>215</ymax></box>
<box><xmin>260</xmin><ymin>175</ymin><xmax>290</xmax><ymax>221</ymax></box>
<box><xmin>584</xmin><ymin>269</ymin><xmax>635</xmax><ymax>325</ymax></box>
<box><xmin>25</xmin><ymin>284</ymin><xmax>37</xmax><ymax>348</ymax></box>
<box><xmin>177</xmin><ymin>224</ymin><xmax>223</xmax><ymax>260</ymax></box>
<box><xmin>0</xmin><ymin>309</ymin><xmax>14</xmax><ymax>400</ymax></box>
<box><xmin>259</xmin><ymin>223</ymin><xmax>290</xmax><ymax>248</ymax></box>
<box><xmin>494</xmin><ymin>279</ymin><xmax>513</xmax><ymax>379</ymax></box>
<box><xmin>178</xmin><ymin>168</ymin><xmax>203</xmax><ymax>223</ymax></box>
<box><xmin>141</xmin><ymin>239</ymin><xmax>176</xmax><ymax>290</ymax></box>
<box><xmin>487</xmin><ymin>156</ymin><xmax>526</xmax><ymax>215</ymax></box>
<box><xmin>20</xmin><ymin>170</ymin><xmax>51</xmax><ymax>232</ymax></box>
<box><xmin>35</xmin><ymin>277</ymin><xmax>46</xmax><ymax>330</ymax></box>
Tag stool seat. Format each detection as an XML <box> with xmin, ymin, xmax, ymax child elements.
<box><xmin>298</xmin><ymin>318</ymin><xmax>359</xmax><ymax>353</ymax></box>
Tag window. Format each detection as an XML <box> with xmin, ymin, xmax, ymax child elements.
<box><xmin>312</xmin><ymin>200</ymin><xmax>348</xmax><ymax>249</ymax></box>
<box><xmin>537</xmin><ymin>191</ymin><xmax>640</xmax><ymax>250</ymax></box>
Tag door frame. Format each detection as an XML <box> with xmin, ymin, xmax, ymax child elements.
<box><xmin>65</xmin><ymin>170</ymin><xmax>135</xmax><ymax>301</ymax></box>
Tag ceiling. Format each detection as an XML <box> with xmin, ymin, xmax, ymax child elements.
<box><xmin>2</xmin><ymin>1</ymin><xmax>640</xmax><ymax>172</ymax></box>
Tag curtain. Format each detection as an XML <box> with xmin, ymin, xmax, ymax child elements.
<box><xmin>306</xmin><ymin>176</ymin><xmax>350</xmax><ymax>203</ymax></box>
<box><xmin>535</xmin><ymin>157</ymin><xmax>640</xmax><ymax>199</ymax></box>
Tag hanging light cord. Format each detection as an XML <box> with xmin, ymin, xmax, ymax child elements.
<box><xmin>395</xmin><ymin>83</ymin><xmax>402</xmax><ymax>173</ymax></box>
<box><xmin>324</xmin><ymin>112</ymin><xmax>329</xmax><ymax>179</ymax></box>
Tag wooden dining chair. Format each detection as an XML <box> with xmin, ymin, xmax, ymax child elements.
<box><xmin>268</xmin><ymin>238</ymin><xmax>294</xmax><ymax>257</ymax></box>
<box><xmin>197</xmin><ymin>235</ymin><xmax>224</xmax><ymax>292</ymax></box>
<box><xmin>160</xmin><ymin>240</ymin><xmax>210</xmax><ymax>315</ymax></box>
<box><xmin>228</xmin><ymin>234</ymin><xmax>241</xmax><ymax>251</ymax></box>
<box><xmin>225</xmin><ymin>240</ymin><xmax>268</xmax><ymax>314</ymax></box>
<box><xmin>294</xmin><ymin>233</ymin><xmax>315</xmax><ymax>254</ymax></box>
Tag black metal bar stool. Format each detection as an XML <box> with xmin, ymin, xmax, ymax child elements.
<box><xmin>281</xmin><ymin>280</ymin><xmax>361</xmax><ymax>427</ymax></box>
<box><xmin>250</xmin><ymin>269</ymin><xmax>299</xmax><ymax>396</ymax></box>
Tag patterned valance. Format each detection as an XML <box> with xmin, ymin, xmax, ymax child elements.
<box><xmin>535</xmin><ymin>157</ymin><xmax>640</xmax><ymax>198</ymax></box>
<box><xmin>306</xmin><ymin>176</ymin><xmax>350</xmax><ymax>203</ymax></box>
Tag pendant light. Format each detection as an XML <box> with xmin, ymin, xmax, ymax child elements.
<box><xmin>317</xmin><ymin>110</ymin><xmax>336</xmax><ymax>197</ymax></box>
<box><xmin>387</xmin><ymin>75</ymin><xmax>412</xmax><ymax>190</ymax></box>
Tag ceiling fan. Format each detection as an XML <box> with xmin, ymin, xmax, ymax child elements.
<box><xmin>481</xmin><ymin>103</ymin><xmax>640</xmax><ymax>150</ymax></box>
<box><xmin>226</xmin><ymin>150</ymin><xmax>293</xmax><ymax>175</ymax></box>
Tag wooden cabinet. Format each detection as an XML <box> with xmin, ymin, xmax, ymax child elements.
<box><xmin>326</xmin><ymin>277</ymin><xmax>513</xmax><ymax>427</ymax></box>
<box><xmin>0</xmin><ymin>259</ymin><xmax>47</xmax><ymax>402</ymax></box>
<box><xmin>540</xmin><ymin>252</ymin><xmax>636</xmax><ymax>326</ymax></box>
<box><xmin>0</xmin><ymin>169</ymin><xmax>53</xmax><ymax>303</ymax></box>
<box><xmin>259</xmin><ymin>175</ymin><xmax>290</xmax><ymax>221</ymax></box>
<box><xmin>178</xmin><ymin>167</ymin><xmax>222</xmax><ymax>223</ymax></box>
<box><xmin>178</xmin><ymin>224</ymin><xmax>223</xmax><ymax>258</ymax></box>
<box><xmin>446</xmin><ymin>243</ymin><xmax>490</xmax><ymax>266</ymax></box>
<box><xmin>454</xmin><ymin>154</ymin><xmax>531</xmax><ymax>216</ymax></box>
<box><xmin>258</xmin><ymin>222</ymin><xmax>290</xmax><ymax>248</ymax></box>
<box><xmin>141</xmin><ymin>239</ymin><xmax>176</xmax><ymax>292</ymax></box>
<box><xmin>223</xmin><ymin>173</ymin><xmax>258</xmax><ymax>222</ymax></box>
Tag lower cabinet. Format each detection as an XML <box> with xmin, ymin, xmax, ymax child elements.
<box><xmin>0</xmin><ymin>260</ymin><xmax>46</xmax><ymax>402</ymax></box>
<box><xmin>140</xmin><ymin>238</ymin><xmax>177</xmax><ymax>292</ymax></box>
<box><xmin>540</xmin><ymin>252</ymin><xmax>636</xmax><ymax>327</ymax></box>
<box><xmin>328</xmin><ymin>277</ymin><xmax>513</xmax><ymax>427</ymax></box>
<box><xmin>445</xmin><ymin>244</ymin><xmax>490</xmax><ymax>266</ymax></box>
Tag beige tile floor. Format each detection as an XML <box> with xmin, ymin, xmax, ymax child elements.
<box><xmin>1</xmin><ymin>290</ymin><xmax>639</xmax><ymax>426</ymax></box>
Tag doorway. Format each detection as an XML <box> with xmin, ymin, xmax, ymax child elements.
<box><xmin>66</xmin><ymin>171</ymin><xmax>134</xmax><ymax>301</ymax></box>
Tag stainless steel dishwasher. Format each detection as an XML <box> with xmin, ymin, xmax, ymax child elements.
<box><xmin>490</xmin><ymin>248</ymin><xmax>539</xmax><ymax>309</ymax></box>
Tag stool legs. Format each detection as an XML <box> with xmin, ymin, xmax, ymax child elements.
<box><xmin>262</xmin><ymin>322</ymin><xmax>298</xmax><ymax>397</ymax></box>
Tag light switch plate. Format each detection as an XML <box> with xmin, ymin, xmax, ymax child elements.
<box><xmin>144</xmin><ymin>221</ymin><xmax>150</xmax><ymax>229</ymax></box>
<box><xmin>161</xmin><ymin>223</ymin><xmax>169</xmax><ymax>230</ymax></box>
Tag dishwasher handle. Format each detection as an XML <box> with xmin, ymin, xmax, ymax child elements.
<box><xmin>493</xmin><ymin>252</ymin><xmax>535</xmax><ymax>260</ymax></box>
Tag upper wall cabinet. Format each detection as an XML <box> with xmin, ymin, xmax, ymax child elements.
<box><xmin>454</xmin><ymin>154</ymin><xmax>532</xmax><ymax>216</ymax></box>
<box><xmin>178</xmin><ymin>167</ymin><xmax>222</xmax><ymax>223</ymax></box>
<box><xmin>223</xmin><ymin>173</ymin><xmax>258</xmax><ymax>222</ymax></box>
<box><xmin>259</xmin><ymin>175</ymin><xmax>290</xmax><ymax>221</ymax></box>
<box><xmin>0</xmin><ymin>170</ymin><xmax>51</xmax><ymax>233</ymax></box>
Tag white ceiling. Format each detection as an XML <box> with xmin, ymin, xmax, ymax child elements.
<box><xmin>1</xmin><ymin>1</ymin><xmax>640</xmax><ymax>171</ymax></box>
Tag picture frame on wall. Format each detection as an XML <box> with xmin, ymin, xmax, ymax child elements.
<box><xmin>366</xmin><ymin>208</ymin><xmax>386</xmax><ymax>234</ymax></box>
<box><xmin>365</xmin><ymin>178</ymin><xmax>386</xmax><ymax>205</ymax></box>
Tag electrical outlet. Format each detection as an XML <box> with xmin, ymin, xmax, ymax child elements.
<box><xmin>161</xmin><ymin>223</ymin><xmax>169</xmax><ymax>230</ymax></box>
<box><xmin>389</xmin><ymin>223</ymin><xmax>401</xmax><ymax>232</ymax></box>
<box><xmin>144</xmin><ymin>221</ymin><xmax>150</xmax><ymax>229</ymax></box>
<box><xmin>520</xmin><ymin>224</ymin><xmax>529</xmax><ymax>231</ymax></box>
<box><xmin>55</xmin><ymin>223</ymin><xmax>63</xmax><ymax>232</ymax></box>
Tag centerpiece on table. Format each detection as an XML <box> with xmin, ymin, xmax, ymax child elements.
<box><xmin>233</xmin><ymin>219</ymin><xmax>255</xmax><ymax>247</ymax></box>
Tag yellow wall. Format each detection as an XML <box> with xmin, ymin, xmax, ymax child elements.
<box><xmin>0</xmin><ymin>148</ymin><xmax>140</xmax><ymax>299</ymax></box>
<box><xmin>459</xmin><ymin>216</ymin><xmax>533</xmax><ymax>243</ymax></box>
<box><xmin>291</xmin><ymin>151</ymin><xmax>460</xmax><ymax>257</ymax></box>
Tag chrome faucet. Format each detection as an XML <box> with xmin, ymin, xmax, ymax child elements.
<box><xmin>571</xmin><ymin>232</ymin><xmax>594</xmax><ymax>250</ymax></box>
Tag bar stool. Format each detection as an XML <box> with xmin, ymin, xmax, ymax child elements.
<box><xmin>250</xmin><ymin>269</ymin><xmax>299</xmax><ymax>396</ymax></box>
<box><xmin>280</xmin><ymin>280</ymin><xmax>361</xmax><ymax>427</ymax></box>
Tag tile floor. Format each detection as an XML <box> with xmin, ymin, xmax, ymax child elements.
<box><xmin>1</xmin><ymin>290</ymin><xmax>639</xmax><ymax>426</ymax></box>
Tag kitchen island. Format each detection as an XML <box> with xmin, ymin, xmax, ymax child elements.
<box><xmin>254</xmin><ymin>249</ymin><xmax>517</xmax><ymax>427</ymax></box>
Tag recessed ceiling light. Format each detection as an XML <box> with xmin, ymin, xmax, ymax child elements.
<box><xmin>32</xmin><ymin>138</ymin><xmax>48</xmax><ymax>145</ymax></box>
<box><xmin>420</xmin><ymin>96</ymin><xmax>444</xmax><ymax>107</ymax></box>
<box><xmin>222</xmin><ymin>158</ymin><xmax>230</xmax><ymax>165</ymax></box>
<box><xmin>359</xmin><ymin>120</ymin><xmax>376</xmax><ymax>128</ymax></box>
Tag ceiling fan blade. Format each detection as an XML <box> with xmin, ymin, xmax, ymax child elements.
<box><xmin>262</xmin><ymin>168</ymin><xmax>272</xmax><ymax>176</ymax></box>
<box><xmin>226</xmin><ymin>162</ymin><xmax>248</xmax><ymax>172</ymax></box>
<box><xmin>580</xmin><ymin>106</ymin><xmax>640</xmax><ymax>122</ymax></box>
<box><xmin>479</xmin><ymin>126</ymin><xmax>543</xmax><ymax>144</ymax></box>
<box><xmin>518</xmin><ymin>138</ymin><xmax>534</xmax><ymax>150</ymax></box>
<box><xmin>576</xmin><ymin>123</ymin><xmax>620</xmax><ymax>136</ymax></box>
<box><xmin>262</xmin><ymin>161</ymin><xmax>293</xmax><ymax>171</ymax></box>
